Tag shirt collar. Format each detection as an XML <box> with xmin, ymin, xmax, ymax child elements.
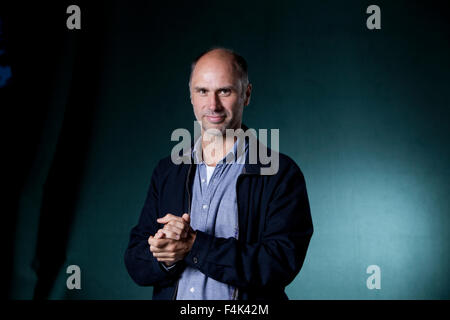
<box><xmin>192</xmin><ymin>133</ymin><xmax>248</xmax><ymax>165</ymax></box>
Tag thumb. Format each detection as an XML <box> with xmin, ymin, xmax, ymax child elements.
<box><xmin>182</xmin><ymin>213</ymin><xmax>190</xmax><ymax>223</ymax></box>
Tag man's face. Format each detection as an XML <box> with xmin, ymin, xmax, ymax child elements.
<box><xmin>190</xmin><ymin>52</ymin><xmax>251</xmax><ymax>135</ymax></box>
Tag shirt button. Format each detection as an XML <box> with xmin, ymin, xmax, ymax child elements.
<box><xmin>201</xmin><ymin>178</ymin><xmax>205</xmax><ymax>183</ymax></box>
<box><xmin>193</xmin><ymin>257</ymin><xmax>198</xmax><ymax>264</ymax></box>
<box><xmin>202</xmin><ymin>204</ymin><xmax>208</xmax><ymax>210</ymax></box>
<box><xmin>190</xmin><ymin>287</ymin><xmax>195</xmax><ymax>293</ymax></box>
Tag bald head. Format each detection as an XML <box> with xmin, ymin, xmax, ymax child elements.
<box><xmin>189</xmin><ymin>48</ymin><xmax>249</xmax><ymax>97</ymax></box>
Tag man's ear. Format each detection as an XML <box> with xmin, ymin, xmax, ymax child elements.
<box><xmin>244</xmin><ymin>83</ymin><xmax>252</xmax><ymax>106</ymax></box>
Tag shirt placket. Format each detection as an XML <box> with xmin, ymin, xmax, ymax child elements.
<box><xmin>201</xmin><ymin>163</ymin><xmax>221</xmax><ymax>233</ymax></box>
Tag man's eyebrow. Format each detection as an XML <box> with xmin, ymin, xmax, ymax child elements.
<box><xmin>215</xmin><ymin>85</ymin><xmax>239</xmax><ymax>93</ymax></box>
<box><xmin>193</xmin><ymin>86</ymin><xmax>236</xmax><ymax>92</ymax></box>
<box><xmin>193</xmin><ymin>86</ymin><xmax>208</xmax><ymax>91</ymax></box>
<box><xmin>217</xmin><ymin>86</ymin><xmax>234</xmax><ymax>90</ymax></box>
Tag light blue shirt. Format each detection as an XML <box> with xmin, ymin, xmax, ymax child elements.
<box><xmin>175</xmin><ymin>135</ymin><xmax>248</xmax><ymax>300</ymax></box>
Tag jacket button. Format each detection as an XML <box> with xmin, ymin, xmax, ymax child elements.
<box><xmin>193</xmin><ymin>257</ymin><xmax>198</xmax><ymax>264</ymax></box>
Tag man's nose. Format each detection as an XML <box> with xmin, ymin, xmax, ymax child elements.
<box><xmin>208</xmin><ymin>93</ymin><xmax>221</xmax><ymax>111</ymax></box>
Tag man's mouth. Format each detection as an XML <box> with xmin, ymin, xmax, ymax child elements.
<box><xmin>205</xmin><ymin>115</ymin><xmax>225</xmax><ymax>123</ymax></box>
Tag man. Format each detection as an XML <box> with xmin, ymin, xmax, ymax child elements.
<box><xmin>124</xmin><ymin>48</ymin><xmax>313</xmax><ymax>300</ymax></box>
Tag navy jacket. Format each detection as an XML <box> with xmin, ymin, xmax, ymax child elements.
<box><xmin>124</xmin><ymin>129</ymin><xmax>313</xmax><ymax>300</ymax></box>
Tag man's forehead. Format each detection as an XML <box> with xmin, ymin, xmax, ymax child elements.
<box><xmin>192</xmin><ymin>61</ymin><xmax>239</xmax><ymax>84</ymax></box>
<box><xmin>194</xmin><ymin>51</ymin><xmax>237</xmax><ymax>71</ymax></box>
<box><xmin>191</xmin><ymin>74</ymin><xmax>240</xmax><ymax>89</ymax></box>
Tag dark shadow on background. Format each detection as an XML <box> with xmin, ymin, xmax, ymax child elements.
<box><xmin>1</xmin><ymin>2</ymin><xmax>72</xmax><ymax>299</ymax></box>
<box><xmin>31</xmin><ymin>2</ymin><xmax>108</xmax><ymax>300</ymax></box>
<box><xmin>1</xmin><ymin>1</ymin><xmax>108</xmax><ymax>299</ymax></box>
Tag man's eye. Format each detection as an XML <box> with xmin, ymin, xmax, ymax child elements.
<box><xmin>219</xmin><ymin>89</ymin><xmax>231</xmax><ymax>95</ymax></box>
<box><xmin>199</xmin><ymin>89</ymin><xmax>207</xmax><ymax>95</ymax></box>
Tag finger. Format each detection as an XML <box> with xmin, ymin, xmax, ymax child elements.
<box><xmin>155</xmin><ymin>230</ymin><xmax>165</xmax><ymax>239</ymax></box>
<box><xmin>161</xmin><ymin>227</ymin><xmax>183</xmax><ymax>240</ymax></box>
<box><xmin>150</xmin><ymin>243</ymin><xmax>176</xmax><ymax>253</ymax></box>
<box><xmin>148</xmin><ymin>235</ymin><xmax>153</xmax><ymax>245</ymax></box>
<box><xmin>182</xmin><ymin>213</ymin><xmax>190</xmax><ymax>223</ymax></box>
<box><xmin>157</xmin><ymin>213</ymin><xmax>178</xmax><ymax>224</ymax></box>
<box><xmin>153</xmin><ymin>252</ymin><xmax>176</xmax><ymax>258</ymax></box>
<box><xmin>167</xmin><ymin>220</ymin><xmax>187</xmax><ymax>231</ymax></box>
<box><xmin>160</xmin><ymin>228</ymin><xmax>182</xmax><ymax>240</ymax></box>
<box><xmin>157</xmin><ymin>257</ymin><xmax>176</xmax><ymax>263</ymax></box>
<box><xmin>163</xmin><ymin>224</ymin><xmax>186</xmax><ymax>236</ymax></box>
<box><xmin>167</xmin><ymin>221</ymin><xmax>189</xmax><ymax>238</ymax></box>
<box><xmin>148</xmin><ymin>237</ymin><xmax>170</xmax><ymax>248</ymax></box>
<box><xmin>150</xmin><ymin>245</ymin><xmax>166</xmax><ymax>253</ymax></box>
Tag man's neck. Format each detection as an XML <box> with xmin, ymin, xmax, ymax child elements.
<box><xmin>201</xmin><ymin>132</ymin><xmax>237</xmax><ymax>167</ymax></box>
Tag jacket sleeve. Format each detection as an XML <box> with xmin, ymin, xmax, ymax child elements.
<box><xmin>184</xmin><ymin>162</ymin><xmax>313</xmax><ymax>290</ymax></box>
<box><xmin>124</xmin><ymin>160</ymin><xmax>185</xmax><ymax>287</ymax></box>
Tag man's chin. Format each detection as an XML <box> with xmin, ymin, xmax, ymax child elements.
<box><xmin>202</xmin><ymin>121</ymin><xmax>227</xmax><ymax>135</ymax></box>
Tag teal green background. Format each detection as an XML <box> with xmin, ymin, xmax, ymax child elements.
<box><xmin>6</xmin><ymin>0</ymin><xmax>449</xmax><ymax>299</ymax></box>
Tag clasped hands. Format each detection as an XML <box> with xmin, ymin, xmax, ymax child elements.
<box><xmin>148</xmin><ymin>213</ymin><xmax>197</xmax><ymax>267</ymax></box>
